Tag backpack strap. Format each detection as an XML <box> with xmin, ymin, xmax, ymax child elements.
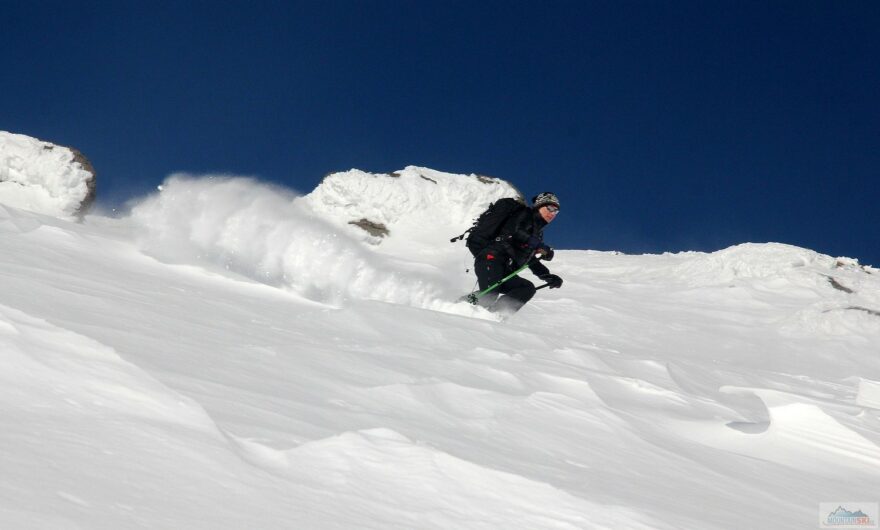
<box><xmin>450</xmin><ymin>227</ymin><xmax>471</xmax><ymax>243</ymax></box>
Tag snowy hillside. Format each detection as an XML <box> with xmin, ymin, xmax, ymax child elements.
<box><xmin>1</xmin><ymin>168</ymin><xmax>879</xmax><ymax>529</ymax></box>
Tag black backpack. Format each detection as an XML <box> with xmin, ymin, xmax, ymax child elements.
<box><xmin>450</xmin><ymin>197</ymin><xmax>527</xmax><ymax>256</ymax></box>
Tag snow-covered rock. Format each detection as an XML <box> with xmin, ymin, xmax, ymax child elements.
<box><xmin>673</xmin><ymin>243</ymin><xmax>830</xmax><ymax>280</ymax></box>
<box><xmin>303</xmin><ymin>166</ymin><xmax>521</xmax><ymax>246</ymax></box>
<box><xmin>0</xmin><ymin>131</ymin><xmax>96</xmax><ymax>217</ymax></box>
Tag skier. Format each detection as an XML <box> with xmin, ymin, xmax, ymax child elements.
<box><xmin>470</xmin><ymin>192</ymin><xmax>563</xmax><ymax>314</ymax></box>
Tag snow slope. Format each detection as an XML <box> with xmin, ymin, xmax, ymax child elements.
<box><xmin>1</xmin><ymin>168</ymin><xmax>879</xmax><ymax>529</ymax></box>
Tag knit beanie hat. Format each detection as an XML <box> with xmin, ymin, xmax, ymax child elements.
<box><xmin>532</xmin><ymin>192</ymin><xmax>559</xmax><ymax>209</ymax></box>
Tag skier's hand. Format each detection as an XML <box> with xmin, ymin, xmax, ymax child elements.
<box><xmin>540</xmin><ymin>274</ymin><xmax>563</xmax><ymax>289</ymax></box>
<box><xmin>526</xmin><ymin>236</ymin><xmax>552</xmax><ymax>259</ymax></box>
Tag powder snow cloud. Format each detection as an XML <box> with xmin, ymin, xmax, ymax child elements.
<box><xmin>128</xmin><ymin>174</ymin><xmax>469</xmax><ymax>310</ymax></box>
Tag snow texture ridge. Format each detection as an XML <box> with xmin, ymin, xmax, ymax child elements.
<box><xmin>233</xmin><ymin>427</ymin><xmax>655</xmax><ymax>529</ymax></box>
<box><xmin>0</xmin><ymin>131</ymin><xmax>95</xmax><ymax>217</ymax></box>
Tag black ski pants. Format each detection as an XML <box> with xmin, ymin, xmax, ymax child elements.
<box><xmin>474</xmin><ymin>251</ymin><xmax>536</xmax><ymax>314</ymax></box>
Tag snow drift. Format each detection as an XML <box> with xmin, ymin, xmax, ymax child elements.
<box><xmin>0</xmin><ymin>131</ymin><xmax>95</xmax><ymax>217</ymax></box>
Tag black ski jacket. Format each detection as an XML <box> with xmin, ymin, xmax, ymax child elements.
<box><xmin>482</xmin><ymin>207</ymin><xmax>552</xmax><ymax>277</ymax></box>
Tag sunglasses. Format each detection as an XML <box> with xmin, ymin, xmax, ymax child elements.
<box><xmin>544</xmin><ymin>205</ymin><xmax>559</xmax><ymax>214</ymax></box>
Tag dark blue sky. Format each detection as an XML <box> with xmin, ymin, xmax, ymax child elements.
<box><xmin>3</xmin><ymin>1</ymin><xmax>878</xmax><ymax>265</ymax></box>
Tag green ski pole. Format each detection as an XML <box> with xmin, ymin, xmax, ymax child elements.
<box><xmin>464</xmin><ymin>261</ymin><xmax>532</xmax><ymax>305</ymax></box>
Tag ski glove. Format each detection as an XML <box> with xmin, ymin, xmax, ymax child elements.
<box><xmin>539</xmin><ymin>274</ymin><xmax>563</xmax><ymax>289</ymax></box>
<box><xmin>526</xmin><ymin>236</ymin><xmax>553</xmax><ymax>260</ymax></box>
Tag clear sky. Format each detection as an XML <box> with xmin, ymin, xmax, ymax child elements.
<box><xmin>3</xmin><ymin>1</ymin><xmax>878</xmax><ymax>265</ymax></box>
